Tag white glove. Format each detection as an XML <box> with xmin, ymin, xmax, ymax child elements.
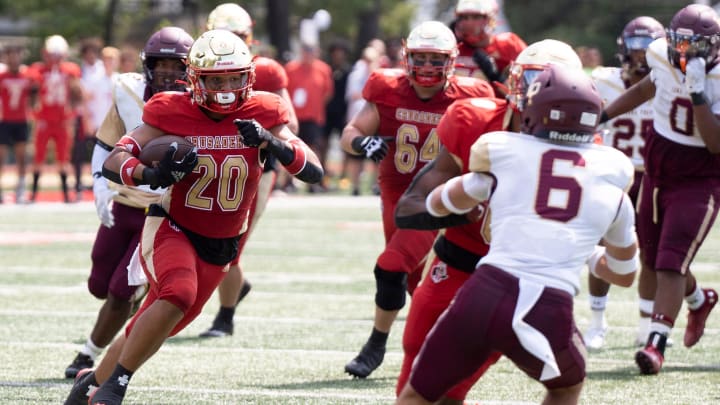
<box><xmin>93</xmin><ymin>179</ymin><xmax>118</xmax><ymax>228</ymax></box>
<box><xmin>685</xmin><ymin>57</ymin><xmax>706</xmax><ymax>94</ymax></box>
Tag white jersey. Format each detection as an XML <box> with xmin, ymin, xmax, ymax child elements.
<box><xmin>592</xmin><ymin>66</ymin><xmax>653</xmax><ymax>170</ymax></box>
<box><xmin>113</xmin><ymin>72</ymin><xmax>145</xmax><ymax>132</ymax></box>
<box><xmin>469</xmin><ymin>131</ymin><xmax>634</xmax><ymax>295</ymax></box>
<box><xmin>646</xmin><ymin>38</ymin><xmax>720</xmax><ymax>147</ymax></box>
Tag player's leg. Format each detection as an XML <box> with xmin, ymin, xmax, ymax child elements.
<box><xmin>584</xmin><ymin>272</ymin><xmax>610</xmax><ymax>350</ymax></box>
<box><xmin>0</xmin><ymin>131</ymin><xmax>7</xmax><ymax>203</ymax></box>
<box><xmin>30</xmin><ymin>123</ymin><xmax>49</xmax><ymax>202</ymax></box>
<box><xmin>13</xmin><ymin>123</ymin><xmax>29</xmax><ymax>203</ymax></box>
<box><xmin>55</xmin><ymin>124</ymin><xmax>72</xmax><ymax>203</ymax></box>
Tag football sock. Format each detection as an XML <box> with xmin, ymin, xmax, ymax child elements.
<box><xmin>106</xmin><ymin>363</ymin><xmax>134</xmax><ymax>398</ymax></box>
<box><xmin>685</xmin><ymin>285</ymin><xmax>705</xmax><ymax>310</ymax></box>
<box><xmin>638</xmin><ymin>298</ymin><xmax>654</xmax><ymax>316</ymax></box>
<box><xmin>589</xmin><ymin>294</ymin><xmax>608</xmax><ymax>311</ymax></box>
<box><xmin>31</xmin><ymin>172</ymin><xmax>40</xmax><ymax>198</ymax></box>
<box><xmin>80</xmin><ymin>338</ymin><xmax>104</xmax><ymax>361</ymax></box>
<box><xmin>368</xmin><ymin>327</ymin><xmax>388</xmax><ymax>348</ymax></box>
<box><xmin>218</xmin><ymin>306</ymin><xmax>235</xmax><ymax>324</ymax></box>
<box><xmin>60</xmin><ymin>172</ymin><xmax>69</xmax><ymax>200</ymax></box>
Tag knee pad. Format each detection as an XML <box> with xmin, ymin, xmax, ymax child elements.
<box><xmin>374</xmin><ymin>265</ymin><xmax>407</xmax><ymax>311</ymax></box>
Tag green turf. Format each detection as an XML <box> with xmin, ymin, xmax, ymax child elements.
<box><xmin>0</xmin><ymin>196</ymin><xmax>719</xmax><ymax>404</ymax></box>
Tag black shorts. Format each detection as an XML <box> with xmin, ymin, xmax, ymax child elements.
<box><xmin>298</xmin><ymin>121</ymin><xmax>323</xmax><ymax>147</ymax></box>
<box><xmin>0</xmin><ymin>122</ymin><xmax>30</xmax><ymax>145</ymax></box>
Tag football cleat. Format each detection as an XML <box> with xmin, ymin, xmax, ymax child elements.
<box><xmin>684</xmin><ymin>288</ymin><xmax>718</xmax><ymax>348</ymax></box>
<box><xmin>199</xmin><ymin>317</ymin><xmax>234</xmax><ymax>338</ymax></box>
<box><xmin>635</xmin><ymin>345</ymin><xmax>664</xmax><ymax>375</ymax></box>
<box><xmin>89</xmin><ymin>384</ymin><xmax>125</xmax><ymax>405</ymax></box>
<box><xmin>344</xmin><ymin>342</ymin><xmax>385</xmax><ymax>379</ymax></box>
<box><xmin>64</xmin><ymin>353</ymin><xmax>94</xmax><ymax>379</ymax></box>
<box><xmin>583</xmin><ymin>325</ymin><xmax>607</xmax><ymax>350</ymax></box>
<box><xmin>64</xmin><ymin>368</ymin><xmax>98</xmax><ymax>405</ymax></box>
<box><xmin>635</xmin><ymin>334</ymin><xmax>673</xmax><ymax>348</ymax></box>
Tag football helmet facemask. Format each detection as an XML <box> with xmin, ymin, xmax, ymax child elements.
<box><xmin>506</xmin><ymin>39</ymin><xmax>582</xmax><ymax>112</ymax></box>
<box><xmin>666</xmin><ymin>4</ymin><xmax>720</xmax><ymax>73</ymax></box>
<box><xmin>206</xmin><ymin>3</ymin><xmax>254</xmax><ymax>45</ymax></box>
<box><xmin>521</xmin><ymin>64</ymin><xmax>602</xmax><ymax>144</ymax></box>
<box><xmin>617</xmin><ymin>16</ymin><xmax>664</xmax><ymax>77</ymax></box>
<box><xmin>142</xmin><ymin>26</ymin><xmax>193</xmax><ymax>95</ymax></box>
<box><xmin>187</xmin><ymin>29</ymin><xmax>255</xmax><ymax>114</ymax></box>
<box><xmin>454</xmin><ymin>0</ymin><xmax>498</xmax><ymax>46</ymax></box>
<box><xmin>402</xmin><ymin>21</ymin><xmax>458</xmax><ymax>87</ymax></box>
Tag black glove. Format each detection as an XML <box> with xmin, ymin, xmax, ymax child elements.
<box><xmin>472</xmin><ymin>49</ymin><xmax>501</xmax><ymax>82</ymax></box>
<box><xmin>142</xmin><ymin>143</ymin><xmax>198</xmax><ymax>190</ymax></box>
<box><xmin>234</xmin><ymin>119</ymin><xmax>273</xmax><ymax>148</ymax></box>
<box><xmin>351</xmin><ymin>136</ymin><xmax>389</xmax><ymax>163</ymax></box>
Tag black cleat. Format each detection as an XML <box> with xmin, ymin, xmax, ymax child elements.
<box><xmin>65</xmin><ymin>353</ymin><xmax>94</xmax><ymax>379</ymax></box>
<box><xmin>345</xmin><ymin>343</ymin><xmax>385</xmax><ymax>378</ymax></box>
<box><xmin>199</xmin><ymin>317</ymin><xmax>234</xmax><ymax>338</ymax></box>
<box><xmin>64</xmin><ymin>368</ymin><xmax>97</xmax><ymax>405</ymax></box>
<box><xmin>89</xmin><ymin>384</ymin><xmax>125</xmax><ymax>405</ymax></box>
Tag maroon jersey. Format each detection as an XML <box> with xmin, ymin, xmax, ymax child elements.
<box><xmin>455</xmin><ymin>32</ymin><xmax>527</xmax><ymax>80</ymax></box>
<box><xmin>142</xmin><ymin>91</ymin><xmax>289</xmax><ymax>239</ymax></box>
<box><xmin>253</xmin><ymin>55</ymin><xmax>288</xmax><ymax>93</ymax></box>
<box><xmin>438</xmin><ymin>97</ymin><xmax>507</xmax><ymax>256</ymax></box>
<box><xmin>0</xmin><ymin>66</ymin><xmax>37</xmax><ymax>122</ymax></box>
<box><xmin>363</xmin><ymin>69</ymin><xmax>493</xmax><ymax>198</ymax></box>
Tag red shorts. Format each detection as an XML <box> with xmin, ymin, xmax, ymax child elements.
<box><xmin>33</xmin><ymin>119</ymin><xmax>72</xmax><ymax>164</ymax></box>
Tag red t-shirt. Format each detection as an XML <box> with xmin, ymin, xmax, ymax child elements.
<box><xmin>29</xmin><ymin>61</ymin><xmax>81</xmax><ymax>122</ymax></box>
<box><xmin>363</xmin><ymin>69</ymin><xmax>493</xmax><ymax>199</ymax></box>
<box><xmin>253</xmin><ymin>55</ymin><xmax>288</xmax><ymax>93</ymax></box>
<box><xmin>438</xmin><ymin>97</ymin><xmax>508</xmax><ymax>256</ymax></box>
<box><xmin>285</xmin><ymin>59</ymin><xmax>333</xmax><ymax>125</ymax></box>
<box><xmin>143</xmin><ymin>91</ymin><xmax>289</xmax><ymax>238</ymax></box>
<box><xmin>454</xmin><ymin>32</ymin><xmax>527</xmax><ymax>80</ymax></box>
<box><xmin>0</xmin><ymin>66</ymin><xmax>38</xmax><ymax>122</ymax></box>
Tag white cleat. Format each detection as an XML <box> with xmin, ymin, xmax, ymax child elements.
<box><xmin>584</xmin><ymin>326</ymin><xmax>607</xmax><ymax>350</ymax></box>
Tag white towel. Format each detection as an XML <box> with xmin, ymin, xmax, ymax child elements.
<box><xmin>127</xmin><ymin>245</ymin><xmax>148</xmax><ymax>286</ymax></box>
<box><xmin>512</xmin><ymin>278</ymin><xmax>561</xmax><ymax>381</ymax></box>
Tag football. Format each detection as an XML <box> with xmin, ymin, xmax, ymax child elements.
<box><xmin>138</xmin><ymin>135</ymin><xmax>195</xmax><ymax>166</ymax></box>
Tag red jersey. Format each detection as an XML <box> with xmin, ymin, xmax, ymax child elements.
<box><xmin>253</xmin><ymin>56</ymin><xmax>288</xmax><ymax>92</ymax></box>
<box><xmin>143</xmin><ymin>91</ymin><xmax>289</xmax><ymax>239</ymax></box>
<box><xmin>0</xmin><ymin>66</ymin><xmax>38</xmax><ymax>122</ymax></box>
<box><xmin>454</xmin><ymin>32</ymin><xmax>526</xmax><ymax>80</ymax></box>
<box><xmin>363</xmin><ymin>69</ymin><xmax>493</xmax><ymax>196</ymax></box>
<box><xmin>285</xmin><ymin>58</ymin><xmax>333</xmax><ymax>125</ymax></box>
<box><xmin>437</xmin><ymin>97</ymin><xmax>508</xmax><ymax>256</ymax></box>
<box><xmin>29</xmin><ymin>61</ymin><xmax>81</xmax><ymax>122</ymax></box>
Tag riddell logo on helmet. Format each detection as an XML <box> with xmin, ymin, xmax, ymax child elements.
<box><xmin>159</xmin><ymin>47</ymin><xmax>178</xmax><ymax>54</ymax></box>
<box><xmin>548</xmin><ymin>131</ymin><xmax>593</xmax><ymax>143</ymax></box>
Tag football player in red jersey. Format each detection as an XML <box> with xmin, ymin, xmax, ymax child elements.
<box><xmin>28</xmin><ymin>35</ymin><xmax>83</xmax><ymax>203</ymax></box>
<box><xmin>394</xmin><ymin>39</ymin><xmax>583</xmax><ymax>404</ymax></box>
<box><xmin>64</xmin><ymin>30</ymin><xmax>322</xmax><ymax>405</ymax></box>
<box><xmin>62</xmin><ymin>27</ymin><xmax>194</xmax><ymax>383</ymax></box>
<box><xmin>199</xmin><ymin>2</ymin><xmax>301</xmax><ymax>338</ymax></box>
<box><xmin>0</xmin><ymin>43</ymin><xmax>38</xmax><ymax>203</ymax></box>
<box><xmin>451</xmin><ymin>0</ymin><xmax>526</xmax><ymax>96</ymax></box>
<box><xmin>340</xmin><ymin>20</ymin><xmax>494</xmax><ymax>379</ymax></box>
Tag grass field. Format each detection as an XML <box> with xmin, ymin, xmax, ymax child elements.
<box><xmin>0</xmin><ymin>195</ymin><xmax>719</xmax><ymax>404</ymax></box>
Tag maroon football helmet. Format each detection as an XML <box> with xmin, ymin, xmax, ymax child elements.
<box><xmin>617</xmin><ymin>16</ymin><xmax>664</xmax><ymax>76</ymax></box>
<box><xmin>521</xmin><ymin>64</ymin><xmax>602</xmax><ymax>143</ymax></box>
<box><xmin>666</xmin><ymin>4</ymin><xmax>720</xmax><ymax>72</ymax></box>
<box><xmin>141</xmin><ymin>26</ymin><xmax>194</xmax><ymax>96</ymax></box>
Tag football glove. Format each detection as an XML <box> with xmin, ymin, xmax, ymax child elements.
<box><xmin>472</xmin><ymin>49</ymin><xmax>502</xmax><ymax>82</ymax></box>
<box><xmin>142</xmin><ymin>142</ymin><xmax>198</xmax><ymax>190</ymax></box>
<box><xmin>235</xmin><ymin>119</ymin><xmax>273</xmax><ymax>148</ymax></box>
<box><xmin>685</xmin><ymin>57</ymin><xmax>706</xmax><ymax>95</ymax></box>
<box><xmin>92</xmin><ymin>178</ymin><xmax>118</xmax><ymax>228</ymax></box>
<box><xmin>351</xmin><ymin>136</ymin><xmax>389</xmax><ymax>163</ymax></box>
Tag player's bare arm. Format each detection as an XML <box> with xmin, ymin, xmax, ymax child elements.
<box><xmin>340</xmin><ymin>101</ymin><xmax>380</xmax><ymax>155</ymax></box>
<box><xmin>603</xmin><ymin>75</ymin><xmax>656</xmax><ymax>121</ymax></box>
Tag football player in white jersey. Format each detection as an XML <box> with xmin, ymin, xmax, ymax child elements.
<box><xmin>584</xmin><ymin>16</ymin><xmax>664</xmax><ymax>350</ymax></box>
<box><xmin>602</xmin><ymin>3</ymin><xmax>720</xmax><ymax>375</ymax></box>
<box><xmin>63</xmin><ymin>26</ymin><xmax>193</xmax><ymax>403</ymax></box>
<box><xmin>396</xmin><ymin>64</ymin><xmax>638</xmax><ymax>405</ymax></box>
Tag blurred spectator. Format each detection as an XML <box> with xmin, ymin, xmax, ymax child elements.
<box><xmin>577</xmin><ymin>45</ymin><xmax>604</xmax><ymax>75</ymax></box>
<box><xmin>119</xmin><ymin>46</ymin><xmax>139</xmax><ymax>73</ymax></box>
<box><xmin>28</xmin><ymin>35</ymin><xmax>83</xmax><ymax>203</ymax></box>
<box><xmin>323</xmin><ymin>40</ymin><xmax>352</xmax><ymax>185</ymax></box>
<box><xmin>283</xmin><ymin>42</ymin><xmax>334</xmax><ymax>192</ymax></box>
<box><xmin>0</xmin><ymin>44</ymin><xmax>38</xmax><ymax>203</ymax></box>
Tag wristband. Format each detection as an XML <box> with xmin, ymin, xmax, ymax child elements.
<box><xmin>690</xmin><ymin>92</ymin><xmax>706</xmax><ymax>106</ymax></box>
<box><xmin>440</xmin><ymin>177</ymin><xmax>473</xmax><ymax>215</ymax></box>
<box><xmin>116</xmin><ymin>135</ymin><xmax>142</xmax><ymax>156</ymax></box>
<box><xmin>119</xmin><ymin>157</ymin><xmax>142</xmax><ymax>186</ymax></box>
<box><xmin>605</xmin><ymin>251</ymin><xmax>639</xmax><ymax>275</ymax></box>
<box><xmin>283</xmin><ymin>139</ymin><xmax>307</xmax><ymax>175</ymax></box>
<box><xmin>425</xmin><ymin>191</ymin><xmax>445</xmax><ymax>217</ymax></box>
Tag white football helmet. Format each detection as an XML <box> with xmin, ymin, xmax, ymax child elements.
<box><xmin>44</xmin><ymin>35</ymin><xmax>69</xmax><ymax>57</ymax></box>
<box><xmin>402</xmin><ymin>21</ymin><xmax>458</xmax><ymax>87</ymax></box>
<box><xmin>506</xmin><ymin>39</ymin><xmax>582</xmax><ymax>111</ymax></box>
<box><xmin>206</xmin><ymin>3</ymin><xmax>254</xmax><ymax>45</ymax></box>
<box><xmin>187</xmin><ymin>29</ymin><xmax>255</xmax><ymax>113</ymax></box>
<box><xmin>454</xmin><ymin>0</ymin><xmax>498</xmax><ymax>45</ymax></box>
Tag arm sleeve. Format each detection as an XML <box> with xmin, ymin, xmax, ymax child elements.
<box><xmin>603</xmin><ymin>193</ymin><xmax>637</xmax><ymax>247</ymax></box>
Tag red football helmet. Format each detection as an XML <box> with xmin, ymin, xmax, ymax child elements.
<box><xmin>142</xmin><ymin>26</ymin><xmax>194</xmax><ymax>95</ymax></box>
<box><xmin>187</xmin><ymin>29</ymin><xmax>255</xmax><ymax>114</ymax></box>
<box><xmin>521</xmin><ymin>64</ymin><xmax>602</xmax><ymax>143</ymax></box>
<box><xmin>666</xmin><ymin>4</ymin><xmax>720</xmax><ymax>72</ymax></box>
<box><xmin>617</xmin><ymin>16</ymin><xmax>664</xmax><ymax>77</ymax></box>
<box><xmin>402</xmin><ymin>21</ymin><xmax>458</xmax><ymax>87</ymax></box>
